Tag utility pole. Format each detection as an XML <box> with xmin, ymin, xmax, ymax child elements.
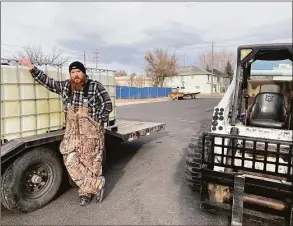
<box><xmin>83</xmin><ymin>49</ymin><xmax>86</xmax><ymax>67</ymax></box>
<box><xmin>211</xmin><ymin>41</ymin><xmax>214</xmax><ymax>93</ymax></box>
<box><xmin>93</xmin><ymin>49</ymin><xmax>99</xmax><ymax>69</ymax></box>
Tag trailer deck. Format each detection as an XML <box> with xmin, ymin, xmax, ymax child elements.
<box><xmin>107</xmin><ymin>119</ymin><xmax>165</xmax><ymax>141</ymax></box>
<box><xmin>1</xmin><ymin>119</ymin><xmax>166</xmax><ymax>164</ymax></box>
<box><xmin>168</xmin><ymin>91</ymin><xmax>201</xmax><ymax>100</ymax></box>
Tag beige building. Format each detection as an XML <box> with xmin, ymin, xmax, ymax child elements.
<box><xmin>115</xmin><ymin>75</ymin><xmax>153</xmax><ymax>87</ymax></box>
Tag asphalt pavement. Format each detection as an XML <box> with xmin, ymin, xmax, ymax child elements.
<box><xmin>1</xmin><ymin>97</ymin><xmax>229</xmax><ymax>225</ymax></box>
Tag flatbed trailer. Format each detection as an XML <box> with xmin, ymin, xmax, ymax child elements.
<box><xmin>1</xmin><ymin>119</ymin><xmax>166</xmax><ymax>164</ymax></box>
<box><xmin>168</xmin><ymin>91</ymin><xmax>201</xmax><ymax>100</ymax></box>
<box><xmin>1</xmin><ymin>119</ymin><xmax>166</xmax><ymax>213</ymax></box>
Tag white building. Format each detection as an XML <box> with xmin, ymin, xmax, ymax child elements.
<box><xmin>250</xmin><ymin>63</ymin><xmax>292</xmax><ymax>81</ymax></box>
<box><xmin>251</xmin><ymin>71</ymin><xmax>292</xmax><ymax>81</ymax></box>
<box><xmin>163</xmin><ymin>66</ymin><xmax>230</xmax><ymax>94</ymax></box>
<box><xmin>273</xmin><ymin>63</ymin><xmax>292</xmax><ymax>70</ymax></box>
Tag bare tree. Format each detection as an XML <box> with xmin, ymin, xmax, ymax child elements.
<box><xmin>198</xmin><ymin>50</ymin><xmax>236</xmax><ymax>72</ymax></box>
<box><xmin>144</xmin><ymin>48</ymin><xmax>178</xmax><ymax>87</ymax></box>
<box><xmin>15</xmin><ymin>45</ymin><xmax>68</xmax><ymax>66</ymax></box>
<box><xmin>114</xmin><ymin>70</ymin><xmax>128</xmax><ymax>77</ymax></box>
<box><xmin>114</xmin><ymin>71</ymin><xmax>140</xmax><ymax>87</ymax></box>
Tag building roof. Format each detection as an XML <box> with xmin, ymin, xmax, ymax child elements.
<box><xmin>178</xmin><ymin>66</ymin><xmax>212</xmax><ymax>76</ymax></box>
<box><xmin>206</xmin><ymin>69</ymin><xmax>229</xmax><ymax>78</ymax></box>
<box><xmin>178</xmin><ymin>66</ymin><xmax>229</xmax><ymax>78</ymax></box>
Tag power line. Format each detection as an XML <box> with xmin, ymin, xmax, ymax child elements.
<box><xmin>1</xmin><ymin>43</ymin><xmax>23</xmax><ymax>48</ymax></box>
<box><xmin>1</xmin><ymin>49</ymin><xmax>15</xmax><ymax>53</ymax></box>
<box><xmin>83</xmin><ymin>49</ymin><xmax>86</xmax><ymax>67</ymax></box>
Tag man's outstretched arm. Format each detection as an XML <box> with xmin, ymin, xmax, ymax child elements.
<box><xmin>20</xmin><ymin>58</ymin><xmax>65</xmax><ymax>95</ymax></box>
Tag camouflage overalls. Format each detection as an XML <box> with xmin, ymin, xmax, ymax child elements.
<box><xmin>59</xmin><ymin>82</ymin><xmax>105</xmax><ymax>198</ymax></box>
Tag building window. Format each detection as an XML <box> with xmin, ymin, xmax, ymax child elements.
<box><xmin>191</xmin><ymin>75</ymin><xmax>194</xmax><ymax>79</ymax></box>
<box><xmin>195</xmin><ymin>86</ymin><xmax>200</xmax><ymax>89</ymax></box>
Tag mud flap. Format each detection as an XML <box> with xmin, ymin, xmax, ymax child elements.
<box><xmin>231</xmin><ymin>175</ymin><xmax>245</xmax><ymax>226</ymax></box>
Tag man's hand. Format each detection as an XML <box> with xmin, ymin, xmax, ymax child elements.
<box><xmin>19</xmin><ymin>58</ymin><xmax>34</xmax><ymax>70</ymax></box>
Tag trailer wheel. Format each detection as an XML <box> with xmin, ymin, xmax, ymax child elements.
<box><xmin>185</xmin><ymin>119</ymin><xmax>212</xmax><ymax>192</ymax></box>
<box><xmin>1</xmin><ymin>146</ymin><xmax>63</xmax><ymax>213</ymax></box>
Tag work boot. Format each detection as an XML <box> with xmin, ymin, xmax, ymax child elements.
<box><xmin>79</xmin><ymin>195</ymin><xmax>91</xmax><ymax>206</ymax></box>
<box><xmin>95</xmin><ymin>177</ymin><xmax>105</xmax><ymax>203</ymax></box>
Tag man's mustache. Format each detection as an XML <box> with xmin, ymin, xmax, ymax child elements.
<box><xmin>71</xmin><ymin>76</ymin><xmax>84</xmax><ymax>81</ymax></box>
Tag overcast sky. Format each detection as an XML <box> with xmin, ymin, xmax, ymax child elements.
<box><xmin>1</xmin><ymin>2</ymin><xmax>292</xmax><ymax>73</ymax></box>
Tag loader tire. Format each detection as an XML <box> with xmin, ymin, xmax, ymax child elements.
<box><xmin>1</xmin><ymin>146</ymin><xmax>63</xmax><ymax>213</ymax></box>
<box><xmin>185</xmin><ymin>119</ymin><xmax>212</xmax><ymax>192</ymax></box>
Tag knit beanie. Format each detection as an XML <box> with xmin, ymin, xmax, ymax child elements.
<box><xmin>69</xmin><ymin>61</ymin><xmax>86</xmax><ymax>74</ymax></box>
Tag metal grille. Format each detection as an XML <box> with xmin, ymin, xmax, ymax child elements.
<box><xmin>1</xmin><ymin>59</ymin><xmax>117</xmax><ymax>142</ymax></box>
<box><xmin>202</xmin><ymin>132</ymin><xmax>293</xmax><ymax>180</ymax></box>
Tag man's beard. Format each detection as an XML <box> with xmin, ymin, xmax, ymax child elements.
<box><xmin>70</xmin><ymin>76</ymin><xmax>86</xmax><ymax>90</ymax></box>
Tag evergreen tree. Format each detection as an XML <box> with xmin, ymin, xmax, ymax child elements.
<box><xmin>224</xmin><ymin>60</ymin><xmax>234</xmax><ymax>78</ymax></box>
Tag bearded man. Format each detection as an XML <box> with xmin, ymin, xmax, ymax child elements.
<box><xmin>19</xmin><ymin>59</ymin><xmax>113</xmax><ymax>206</ymax></box>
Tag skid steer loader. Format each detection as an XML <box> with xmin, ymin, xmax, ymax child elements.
<box><xmin>185</xmin><ymin>43</ymin><xmax>293</xmax><ymax>226</ymax></box>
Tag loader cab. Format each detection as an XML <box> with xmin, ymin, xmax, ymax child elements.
<box><xmin>231</xmin><ymin>43</ymin><xmax>293</xmax><ymax>131</ymax></box>
<box><xmin>197</xmin><ymin>44</ymin><xmax>293</xmax><ymax>226</ymax></box>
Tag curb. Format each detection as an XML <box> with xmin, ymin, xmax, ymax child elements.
<box><xmin>116</xmin><ymin>99</ymin><xmax>170</xmax><ymax>106</ymax></box>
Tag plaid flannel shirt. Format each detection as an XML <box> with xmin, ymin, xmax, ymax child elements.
<box><xmin>30</xmin><ymin>66</ymin><xmax>113</xmax><ymax>124</ymax></box>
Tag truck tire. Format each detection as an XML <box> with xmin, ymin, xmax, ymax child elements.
<box><xmin>1</xmin><ymin>146</ymin><xmax>63</xmax><ymax>213</ymax></box>
<box><xmin>185</xmin><ymin>119</ymin><xmax>212</xmax><ymax>192</ymax></box>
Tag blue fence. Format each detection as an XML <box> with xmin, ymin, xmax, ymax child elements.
<box><xmin>116</xmin><ymin>86</ymin><xmax>172</xmax><ymax>99</ymax></box>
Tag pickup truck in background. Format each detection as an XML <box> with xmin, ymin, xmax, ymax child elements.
<box><xmin>168</xmin><ymin>86</ymin><xmax>201</xmax><ymax>100</ymax></box>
